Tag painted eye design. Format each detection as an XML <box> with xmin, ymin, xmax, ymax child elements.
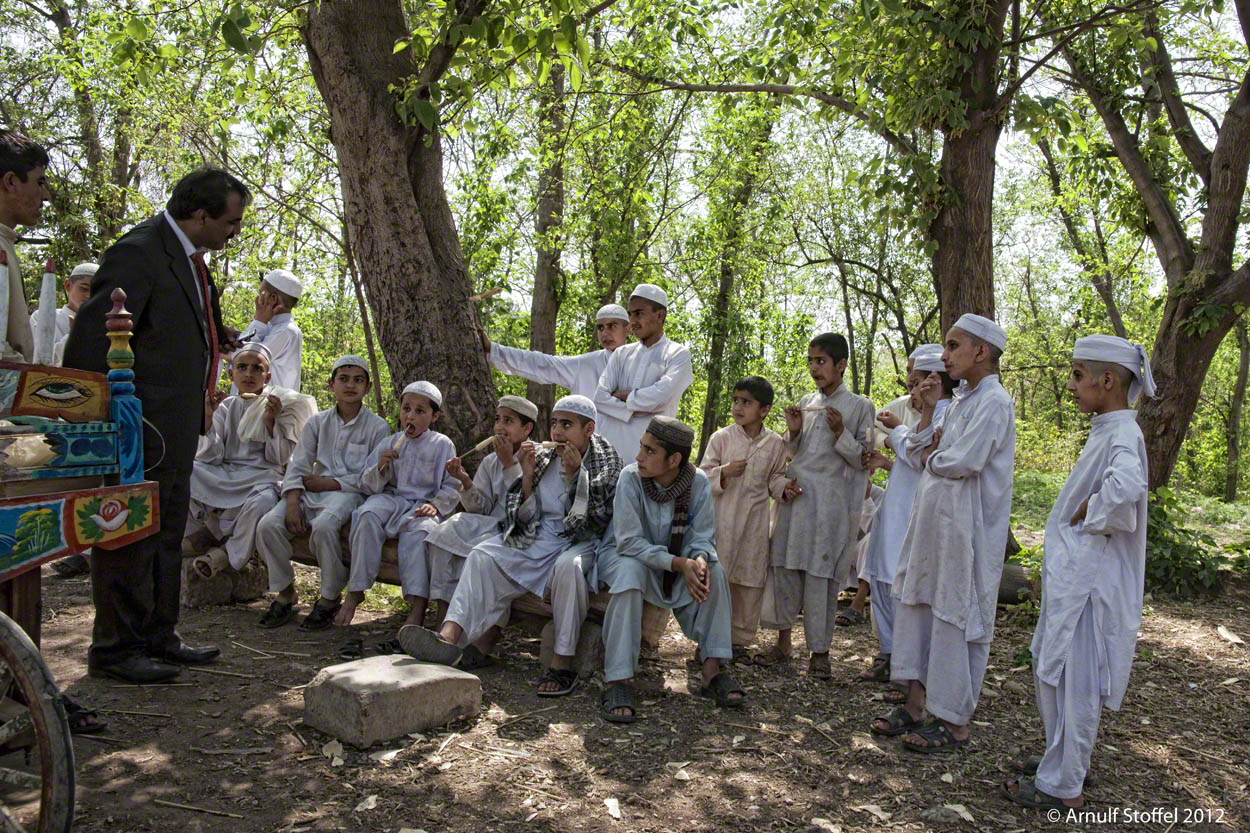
<box><xmin>30</xmin><ymin>378</ymin><xmax>94</xmax><ymax>409</ymax></box>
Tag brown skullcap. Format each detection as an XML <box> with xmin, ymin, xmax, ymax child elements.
<box><xmin>646</xmin><ymin>415</ymin><xmax>694</xmax><ymax>448</ymax></box>
<box><xmin>497</xmin><ymin>395</ymin><xmax>539</xmax><ymax>421</ymax></box>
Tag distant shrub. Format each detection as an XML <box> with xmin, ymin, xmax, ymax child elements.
<box><xmin>1146</xmin><ymin>487</ymin><xmax>1227</xmax><ymax>597</ymax></box>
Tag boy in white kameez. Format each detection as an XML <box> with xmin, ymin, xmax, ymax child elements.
<box><xmin>838</xmin><ymin>479</ymin><xmax>885</xmax><ymax>627</ymax></box>
<box><xmin>236</xmin><ymin>268</ymin><xmax>303</xmax><ymax>392</ymax></box>
<box><xmin>1003</xmin><ymin>335</ymin><xmax>1151</xmax><ymax>811</ymax></box>
<box><xmin>30</xmin><ymin>261</ymin><xmax>93</xmax><ymax>356</ymax></box>
<box><xmin>594</xmin><ymin>284</ymin><xmax>694</xmax><ymax>460</ymax></box>
<box><xmin>699</xmin><ymin>376</ymin><xmax>790</xmax><ymax>658</ymax></box>
<box><xmin>760</xmin><ymin>332</ymin><xmax>874</xmax><ymax>678</ymax></box>
<box><xmin>872</xmin><ymin>314</ymin><xmax>1016</xmax><ymax>753</ymax></box>
<box><xmin>185</xmin><ymin>343</ymin><xmax>308</xmax><ymax>575</ymax></box>
<box><xmin>483</xmin><ymin>305</ymin><xmax>631</xmax><ymax>452</ymax></box>
<box><xmin>860</xmin><ymin>345</ymin><xmax>953</xmax><ymax>693</ymax></box>
<box><xmin>425</xmin><ymin>395</ymin><xmax>536</xmax><ymax>623</ymax></box>
<box><xmin>398</xmin><ymin>395</ymin><xmax>622</xmax><ymax>695</ymax></box>
<box><xmin>337</xmin><ymin>381</ymin><xmax>459</xmax><ymax>626</ymax></box>
<box><xmin>872</xmin><ymin>347</ymin><xmax>927</xmax><ymax>447</ymax></box>
<box><xmin>255</xmin><ymin>355</ymin><xmax>390</xmax><ymax>630</ymax></box>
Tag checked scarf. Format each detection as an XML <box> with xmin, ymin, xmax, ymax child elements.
<box><xmin>503</xmin><ymin>433</ymin><xmax>623</xmax><ymax>548</ymax></box>
<box><xmin>642</xmin><ymin>462</ymin><xmax>695</xmax><ymax>594</ymax></box>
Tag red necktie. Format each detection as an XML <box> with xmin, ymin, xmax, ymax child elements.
<box><xmin>189</xmin><ymin>251</ymin><xmax>220</xmax><ymax>392</ymax></box>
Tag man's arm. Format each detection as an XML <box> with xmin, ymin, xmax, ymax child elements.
<box><xmin>62</xmin><ymin>239</ymin><xmax>154</xmax><ymax>373</ymax></box>
<box><xmin>490</xmin><ymin>342</ymin><xmax>593</xmax><ymax>391</ymax></box>
<box><xmin>927</xmin><ymin>398</ymin><xmax>1013</xmax><ymax>479</ymax></box>
<box><xmin>613</xmin><ymin>469</ymin><xmax>676</xmax><ymax>571</ymax></box>
<box><xmin>623</xmin><ymin>345</ymin><xmax>694</xmax><ymax>415</ymax></box>
<box><xmin>594</xmin><ymin>347</ymin><xmax>634</xmax><ymax>421</ymax></box>
<box><xmin>1079</xmin><ymin>443</ymin><xmax>1148</xmax><ymax>535</ymax></box>
<box><xmin>280</xmin><ymin>417</ymin><xmax>321</xmax><ymax>494</ymax></box>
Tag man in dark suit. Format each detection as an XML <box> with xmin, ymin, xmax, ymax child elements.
<box><xmin>64</xmin><ymin>168</ymin><xmax>248</xmax><ymax>683</ymax></box>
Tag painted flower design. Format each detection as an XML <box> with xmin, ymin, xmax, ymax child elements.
<box><xmin>89</xmin><ymin>498</ymin><xmax>130</xmax><ymax>532</ymax></box>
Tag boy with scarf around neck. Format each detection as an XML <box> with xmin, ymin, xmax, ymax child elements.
<box><xmin>598</xmin><ymin>416</ymin><xmax>745</xmax><ymax>723</ymax></box>
<box><xmin>398</xmin><ymin>395</ymin><xmax>622</xmax><ymax>695</ymax></box>
<box><xmin>1003</xmin><ymin>335</ymin><xmax>1151</xmax><ymax>812</ymax></box>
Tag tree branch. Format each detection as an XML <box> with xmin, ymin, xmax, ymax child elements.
<box><xmin>1143</xmin><ymin>12</ymin><xmax>1211</xmax><ymax>185</ymax></box>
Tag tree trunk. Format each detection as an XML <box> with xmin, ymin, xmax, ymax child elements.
<box><xmin>528</xmin><ymin>67</ymin><xmax>566</xmax><ymax>439</ymax></box>
<box><xmin>343</xmin><ymin>219</ymin><xmax>386</xmax><ymax>416</ymax></box>
<box><xmin>1225</xmin><ymin>320</ymin><xmax>1250</xmax><ymax>502</ymax></box>
<box><xmin>302</xmin><ymin>0</ymin><xmax>495</xmax><ymax>449</ymax></box>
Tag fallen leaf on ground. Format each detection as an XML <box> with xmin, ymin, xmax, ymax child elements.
<box><xmin>674</xmin><ymin>769</ymin><xmax>692</xmax><ymax>781</ymax></box>
<box><xmin>665</xmin><ymin>761</ymin><xmax>691</xmax><ymax>769</ymax></box>
<box><xmin>944</xmin><ymin>803</ymin><xmax>974</xmax><ymax>822</ymax></box>
<box><xmin>1217</xmin><ymin>625</ymin><xmax>1245</xmax><ymax>646</ymax></box>
<box><xmin>851</xmin><ymin>804</ymin><xmax>892</xmax><ymax>821</ymax></box>
<box><xmin>732</xmin><ymin>735</ymin><xmax>745</xmax><ymax>745</ymax></box>
<box><xmin>352</xmin><ymin>795</ymin><xmax>377</xmax><ymax>812</ymax></box>
<box><xmin>330</xmin><ymin>756</ymin><xmax>344</xmax><ymax>767</ymax></box>
<box><xmin>940</xmin><ymin>773</ymin><xmax>954</xmax><ymax>784</ymax></box>
<box><xmin>368</xmin><ymin>748</ymin><xmax>400</xmax><ymax>762</ymax></box>
<box><xmin>321</xmin><ymin>740</ymin><xmax>343</xmax><ymax>759</ymax></box>
<box><xmin>1219</xmin><ymin>677</ymin><xmax>1240</xmax><ymax>686</ymax></box>
<box><xmin>603</xmin><ymin>798</ymin><xmax>621</xmax><ymax>820</ymax></box>
<box><xmin>810</xmin><ymin>819</ymin><xmax>842</xmax><ymax>832</ymax></box>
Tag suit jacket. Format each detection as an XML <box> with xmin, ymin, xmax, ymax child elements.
<box><xmin>63</xmin><ymin>213</ymin><xmax>228</xmax><ymax>445</ymax></box>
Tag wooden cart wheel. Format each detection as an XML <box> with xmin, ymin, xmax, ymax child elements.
<box><xmin>0</xmin><ymin>612</ymin><xmax>74</xmax><ymax>833</ymax></box>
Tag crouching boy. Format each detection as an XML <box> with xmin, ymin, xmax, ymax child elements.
<box><xmin>598</xmin><ymin>416</ymin><xmax>746</xmax><ymax>723</ymax></box>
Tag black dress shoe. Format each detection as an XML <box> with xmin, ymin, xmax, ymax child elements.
<box><xmin>153</xmin><ymin>643</ymin><xmax>221</xmax><ymax>665</ymax></box>
<box><xmin>88</xmin><ymin>656</ymin><xmax>182</xmax><ymax>684</ymax></box>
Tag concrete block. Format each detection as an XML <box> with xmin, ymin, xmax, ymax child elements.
<box><xmin>539</xmin><ymin>620</ymin><xmax>603</xmax><ymax>678</ymax></box>
<box><xmin>304</xmin><ymin>655</ymin><xmax>481</xmax><ymax>747</ymax></box>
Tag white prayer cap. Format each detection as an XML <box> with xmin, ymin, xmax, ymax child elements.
<box><xmin>497</xmin><ymin>394</ymin><xmax>538</xmax><ymax>421</ymax></box>
<box><xmin>552</xmin><ymin>394</ymin><xmax>596</xmax><ymax>423</ymax></box>
<box><xmin>629</xmin><ymin>283</ymin><xmax>668</xmax><ymax>309</ymax></box>
<box><xmin>331</xmin><ymin>354</ymin><xmax>370</xmax><ymax>375</ymax></box>
<box><xmin>233</xmin><ymin>342</ymin><xmax>272</xmax><ymax>365</ymax></box>
<box><xmin>913</xmin><ymin>345</ymin><xmax>945</xmax><ymax>373</ymax></box>
<box><xmin>1073</xmin><ymin>334</ymin><xmax>1157</xmax><ymax>402</ymax></box>
<box><xmin>402</xmin><ymin>380</ymin><xmax>442</xmax><ymax>407</ymax></box>
<box><xmin>69</xmin><ymin>262</ymin><xmax>98</xmax><ymax>280</ymax></box>
<box><xmin>263</xmin><ymin>268</ymin><xmax>303</xmax><ymax>299</ymax></box>
<box><xmin>952</xmin><ymin>313</ymin><xmax>1007</xmax><ymax>352</ymax></box>
<box><xmin>596</xmin><ymin>303</ymin><xmax>629</xmax><ymax>323</ymax></box>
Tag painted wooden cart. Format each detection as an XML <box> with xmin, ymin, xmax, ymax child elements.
<box><xmin>0</xmin><ymin>288</ymin><xmax>158</xmax><ymax>833</ymax></box>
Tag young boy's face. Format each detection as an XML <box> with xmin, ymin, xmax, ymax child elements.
<box><xmin>1066</xmin><ymin>361</ymin><xmax>1110</xmax><ymax>414</ymax></box>
<box><xmin>400</xmin><ymin>393</ymin><xmax>438</xmax><ymax>436</ymax></box>
<box><xmin>64</xmin><ymin>277</ymin><xmax>91</xmax><ymax>312</ymax></box>
<box><xmin>328</xmin><ymin>366</ymin><xmax>370</xmax><ymax>405</ymax></box>
<box><xmin>731</xmin><ymin>389</ymin><xmax>769</xmax><ymax>427</ymax></box>
<box><xmin>230</xmin><ymin>351</ymin><xmax>271</xmax><ymax>394</ymax></box>
<box><xmin>635</xmin><ymin>432</ymin><xmax>681</xmax><ymax>479</ymax></box>
<box><xmin>494</xmin><ymin>406</ymin><xmax>533</xmax><ymax>445</ymax></box>
<box><xmin>260</xmin><ymin>281</ymin><xmax>290</xmax><ymax>314</ymax></box>
<box><xmin>807</xmin><ymin>347</ymin><xmax>846</xmax><ymax>391</ymax></box>
<box><xmin>941</xmin><ymin>327</ymin><xmax>981</xmax><ymax>381</ymax></box>
<box><xmin>550</xmin><ymin>411</ymin><xmax>592</xmax><ymax>453</ymax></box>
<box><xmin>595</xmin><ymin>318</ymin><xmax>629</xmax><ymax>351</ymax></box>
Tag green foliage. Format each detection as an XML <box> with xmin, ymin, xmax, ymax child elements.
<box><xmin>1145</xmin><ymin>487</ymin><xmax>1227</xmax><ymax>598</ymax></box>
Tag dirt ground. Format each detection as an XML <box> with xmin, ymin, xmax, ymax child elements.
<box><xmin>34</xmin><ymin>564</ymin><xmax>1250</xmax><ymax>833</ymax></box>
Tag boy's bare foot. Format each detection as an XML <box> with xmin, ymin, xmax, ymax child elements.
<box><xmin>333</xmin><ymin>591</ymin><xmax>364</xmax><ymax>626</ymax></box>
<box><xmin>808</xmin><ymin>652</ymin><xmax>832</xmax><ymax>679</ymax></box>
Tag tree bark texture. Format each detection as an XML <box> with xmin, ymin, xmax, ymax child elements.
<box><xmin>1224</xmin><ymin>321</ymin><xmax>1249</xmax><ymax>502</ymax></box>
<box><xmin>528</xmin><ymin>67</ymin><xmax>566</xmax><ymax>439</ymax></box>
<box><xmin>302</xmin><ymin>0</ymin><xmax>496</xmax><ymax>449</ymax></box>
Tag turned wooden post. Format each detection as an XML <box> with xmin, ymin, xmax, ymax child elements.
<box><xmin>105</xmin><ymin>289</ymin><xmax>144</xmax><ymax>484</ymax></box>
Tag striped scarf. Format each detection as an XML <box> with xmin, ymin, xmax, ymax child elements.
<box><xmin>642</xmin><ymin>462</ymin><xmax>695</xmax><ymax>593</ymax></box>
<box><xmin>502</xmin><ymin>433</ymin><xmax>622</xmax><ymax>548</ymax></box>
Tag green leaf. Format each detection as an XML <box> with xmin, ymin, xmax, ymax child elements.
<box><xmin>125</xmin><ymin>18</ymin><xmax>150</xmax><ymax>41</ymax></box>
<box><xmin>413</xmin><ymin>99</ymin><xmax>438</xmax><ymax>130</ymax></box>
<box><xmin>222</xmin><ymin>17</ymin><xmax>250</xmax><ymax>54</ymax></box>
<box><xmin>393</xmin><ymin>40</ymin><xmax>409</xmax><ymax>53</ymax></box>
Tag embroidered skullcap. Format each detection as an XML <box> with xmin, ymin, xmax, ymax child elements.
<box><xmin>402</xmin><ymin>380</ymin><xmax>442</xmax><ymax>407</ymax></box>
<box><xmin>629</xmin><ymin>283</ymin><xmax>668</xmax><ymax>309</ymax></box>
<box><xmin>1073</xmin><ymin>334</ymin><xmax>1157</xmax><ymax>402</ymax></box>
<box><xmin>646</xmin><ymin>415</ymin><xmax>694</xmax><ymax>449</ymax></box>
<box><xmin>913</xmin><ymin>345</ymin><xmax>945</xmax><ymax>373</ymax></box>
<box><xmin>331</xmin><ymin>354</ymin><xmax>369</xmax><ymax>375</ymax></box>
<box><xmin>263</xmin><ymin>268</ymin><xmax>303</xmax><ymax>299</ymax></box>
<box><xmin>69</xmin><ymin>262</ymin><xmax>98</xmax><ymax>280</ymax></box>
<box><xmin>909</xmin><ymin>342</ymin><xmax>941</xmax><ymax>361</ymax></box>
<box><xmin>233</xmin><ymin>341</ymin><xmax>272</xmax><ymax>365</ymax></box>
<box><xmin>952</xmin><ymin>313</ymin><xmax>1007</xmax><ymax>352</ymax></box>
<box><xmin>497</xmin><ymin>394</ymin><xmax>538</xmax><ymax>421</ymax></box>
<box><xmin>552</xmin><ymin>394</ymin><xmax>596</xmax><ymax>422</ymax></box>
<box><xmin>596</xmin><ymin>303</ymin><xmax>629</xmax><ymax>323</ymax></box>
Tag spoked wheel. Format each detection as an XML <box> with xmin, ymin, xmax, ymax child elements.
<box><xmin>0</xmin><ymin>612</ymin><xmax>73</xmax><ymax>833</ymax></box>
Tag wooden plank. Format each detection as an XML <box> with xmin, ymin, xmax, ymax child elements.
<box><xmin>0</xmin><ymin>362</ymin><xmax>110</xmax><ymax>422</ymax></box>
<box><xmin>0</xmin><ymin>570</ymin><xmax>41</xmax><ymax>645</ymax></box>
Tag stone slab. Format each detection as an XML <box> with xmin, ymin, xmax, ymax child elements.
<box><xmin>303</xmin><ymin>655</ymin><xmax>481</xmax><ymax>747</ymax></box>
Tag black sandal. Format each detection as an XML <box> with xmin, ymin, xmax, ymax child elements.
<box><xmin>299</xmin><ymin>599</ymin><xmax>341</xmax><ymax>631</ymax></box>
<box><xmin>1001</xmin><ymin>777</ymin><xmax>1090</xmax><ymax>810</ymax></box>
<box><xmin>600</xmin><ymin>682</ymin><xmax>636</xmax><ymax>724</ymax></box>
<box><xmin>835</xmin><ymin>607</ymin><xmax>866</xmax><ymax>627</ymax></box>
<box><xmin>374</xmin><ymin>638</ymin><xmax>403</xmax><ymax>655</ymax></box>
<box><xmin>1013</xmin><ymin>754</ymin><xmax>1098</xmax><ymax>787</ymax></box>
<box><xmin>62</xmin><ymin>696</ymin><xmax>107</xmax><ymax>735</ymax></box>
<box><xmin>697</xmin><ymin>672</ymin><xmax>746</xmax><ymax>708</ymax></box>
<box><xmin>536</xmin><ymin>667</ymin><xmax>578</xmax><ymax>697</ymax></box>
<box><xmin>338</xmin><ymin>638</ymin><xmax>363</xmax><ymax>661</ymax></box>
<box><xmin>903</xmin><ymin>718</ymin><xmax>968</xmax><ymax>754</ymax></box>
<box><xmin>870</xmin><ymin>705</ymin><xmax>923</xmax><ymax>736</ymax></box>
<box><xmin>455</xmin><ymin>645</ymin><xmax>494</xmax><ymax>671</ymax></box>
<box><xmin>882</xmin><ymin>682</ymin><xmax>908</xmax><ymax>704</ymax></box>
<box><xmin>859</xmin><ymin>654</ymin><xmax>890</xmax><ymax>682</ymax></box>
<box><xmin>258</xmin><ymin>599</ymin><xmax>296</xmax><ymax>629</ymax></box>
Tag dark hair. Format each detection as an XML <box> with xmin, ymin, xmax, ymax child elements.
<box><xmin>629</xmin><ymin>296</ymin><xmax>666</xmax><ymax>314</ymax></box>
<box><xmin>328</xmin><ymin>364</ymin><xmax>370</xmax><ymax>385</ymax></box>
<box><xmin>650</xmin><ymin>434</ymin><xmax>692</xmax><ymax>467</ymax></box>
<box><xmin>809</xmin><ymin>332</ymin><xmax>849</xmax><ymax>362</ymax></box>
<box><xmin>166</xmin><ymin>167</ymin><xmax>251</xmax><ymax>220</ymax></box>
<box><xmin>733</xmin><ymin>375</ymin><xmax>775</xmax><ymax>407</ymax></box>
<box><xmin>0</xmin><ymin>131</ymin><xmax>49</xmax><ymax>180</ymax></box>
<box><xmin>498</xmin><ymin>406</ymin><xmax>536</xmax><ymax>432</ymax></box>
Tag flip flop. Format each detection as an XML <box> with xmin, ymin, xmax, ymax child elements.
<box><xmin>902</xmin><ymin>718</ymin><xmax>969</xmax><ymax>754</ymax></box>
<box><xmin>835</xmin><ymin>607</ymin><xmax>866</xmax><ymax>627</ymax></box>
<box><xmin>374</xmin><ymin>638</ymin><xmax>403</xmax><ymax>655</ymax></box>
<box><xmin>859</xmin><ymin>654</ymin><xmax>890</xmax><ymax>682</ymax></box>
<box><xmin>870</xmin><ymin>705</ymin><xmax>923</xmax><ymax>737</ymax></box>
<box><xmin>62</xmin><ymin>696</ymin><xmax>107</xmax><ymax>735</ymax></box>
<box><xmin>456</xmin><ymin>645</ymin><xmax>494</xmax><ymax>671</ymax></box>
<box><xmin>338</xmin><ymin>638</ymin><xmax>363</xmax><ymax>661</ymax></box>
<box><xmin>600</xmin><ymin>682</ymin><xmax>636</xmax><ymax>724</ymax></box>
<box><xmin>536</xmin><ymin>667</ymin><xmax>578</xmax><ymax>697</ymax></box>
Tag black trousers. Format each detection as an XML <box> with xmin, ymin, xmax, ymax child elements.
<box><xmin>88</xmin><ymin>384</ymin><xmax>201</xmax><ymax>669</ymax></box>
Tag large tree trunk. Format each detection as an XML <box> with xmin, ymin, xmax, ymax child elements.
<box><xmin>1224</xmin><ymin>320</ymin><xmax>1249</xmax><ymax>501</ymax></box>
<box><xmin>528</xmin><ymin>68</ymin><xmax>566</xmax><ymax>438</ymax></box>
<box><xmin>302</xmin><ymin>0</ymin><xmax>495</xmax><ymax>449</ymax></box>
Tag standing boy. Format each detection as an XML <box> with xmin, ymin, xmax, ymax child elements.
<box><xmin>875</xmin><ymin>314</ymin><xmax>1016</xmax><ymax>753</ymax></box>
<box><xmin>255</xmin><ymin>355</ymin><xmax>390</xmax><ymax>630</ymax></box>
<box><xmin>762</xmin><ymin>333</ymin><xmax>874</xmax><ymax>678</ymax></box>
<box><xmin>398</xmin><ymin>395</ymin><xmax>621</xmax><ymax>694</ymax></box>
<box><xmin>30</xmin><ymin>261</ymin><xmax>95</xmax><ymax>357</ymax></box>
<box><xmin>337</xmin><ymin>381</ymin><xmax>459</xmax><ymax>627</ymax></box>
<box><xmin>698</xmin><ymin>376</ymin><xmax>790</xmax><ymax>657</ymax></box>
<box><xmin>1003</xmin><ymin>335</ymin><xmax>1151</xmax><ymax>810</ymax></box>
<box><xmin>599</xmin><ymin>416</ymin><xmax>745</xmax><ymax>723</ymax></box>
<box><xmin>238</xmin><ymin>268</ymin><xmax>303</xmax><ymax>392</ymax></box>
<box><xmin>0</xmin><ymin>130</ymin><xmax>48</xmax><ymax>362</ymax></box>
